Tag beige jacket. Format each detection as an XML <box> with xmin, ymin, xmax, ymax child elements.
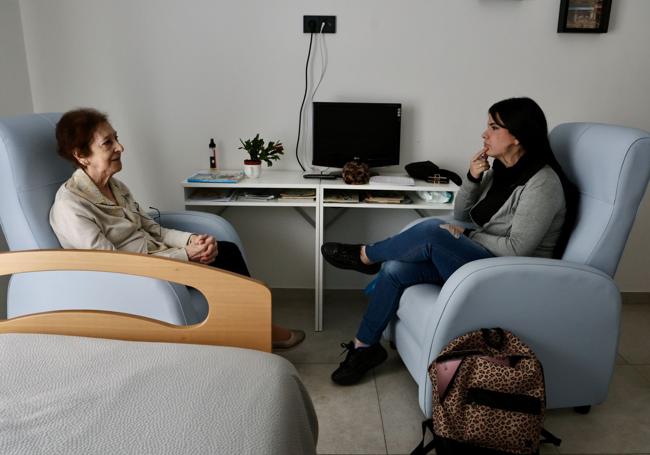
<box><xmin>50</xmin><ymin>169</ymin><xmax>191</xmax><ymax>261</ymax></box>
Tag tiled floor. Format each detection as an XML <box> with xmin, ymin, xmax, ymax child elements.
<box><xmin>272</xmin><ymin>289</ymin><xmax>650</xmax><ymax>455</ymax></box>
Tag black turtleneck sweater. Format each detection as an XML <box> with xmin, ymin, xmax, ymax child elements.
<box><xmin>469</xmin><ymin>152</ymin><xmax>546</xmax><ymax>227</ymax></box>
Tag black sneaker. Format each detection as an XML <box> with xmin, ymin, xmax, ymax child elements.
<box><xmin>321</xmin><ymin>243</ymin><xmax>381</xmax><ymax>275</ymax></box>
<box><xmin>331</xmin><ymin>341</ymin><xmax>388</xmax><ymax>385</ymax></box>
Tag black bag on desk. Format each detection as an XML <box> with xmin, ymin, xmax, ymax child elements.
<box><xmin>405</xmin><ymin>161</ymin><xmax>462</xmax><ymax>186</ymax></box>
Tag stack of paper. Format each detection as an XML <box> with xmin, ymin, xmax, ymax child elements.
<box><xmin>189</xmin><ymin>188</ymin><xmax>235</xmax><ymax>202</ymax></box>
<box><xmin>239</xmin><ymin>190</ymin><xmax>276</xmax><ymax>201</ymax></box>
<box><xmin>323</xmin><ymin>191</ymin><xmax>360</xmax><ymax>203</ymax></box>
<box><xmin>363</xmin><ymin>191</ymin><xmax>409</xmax><ymax>204</ymax></box>
<box><xmin>279</xmin><ymin>189</ymin><xmax>316</xmax><ymax>201</ymax></box>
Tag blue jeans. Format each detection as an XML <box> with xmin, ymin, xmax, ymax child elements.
<box><xmin>356</xmin><ymin>218</ymin><xmax>494</xmax><ymax>344</ymax></box>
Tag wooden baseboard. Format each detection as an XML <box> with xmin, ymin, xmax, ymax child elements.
<box><xmin>621</xmin><ymin>292</ymin><xmax>650</xmax><ymax>305</ymax></box>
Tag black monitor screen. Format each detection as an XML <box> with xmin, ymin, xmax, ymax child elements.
<box><xmin>312</xmin><ymin>102</ymin><xmax>401</xmax><ymax>168</ymax></box>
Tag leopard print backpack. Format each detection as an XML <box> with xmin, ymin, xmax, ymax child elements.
<box><xmin>411</xmin><ymin>328</ymin><xmax>561</xmax><ymax>455</ymax></box>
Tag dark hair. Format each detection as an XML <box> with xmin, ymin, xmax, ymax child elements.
<box><xmin>55</xmin><ymin>108</ymin><xmax>109</xmax><ymax>167</ymax></box>
<box><xmin>489</xmin><ymin>97</ymin><xmax>578</xmax><ymax>258</ymax></box>
<box><xmin>488</xmin><ymin>97</ymin><xmax>552</xmax><ymax>161</ymax></box>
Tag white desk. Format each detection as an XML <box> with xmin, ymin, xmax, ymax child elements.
<box><xmin>183</xmin><ymin>170</ymin><xmax>458</xmax><ymax>330</ymax></box>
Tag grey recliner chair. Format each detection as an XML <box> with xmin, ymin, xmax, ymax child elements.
<box><xmin>388</xmin><ymin>122</ymin><xmax>650</xmax><ymax>416</ymax></box>
<box><xmin>0</xmin><ymin>112</ymin><xmax>244</xmax><ymax>325</ymax></box>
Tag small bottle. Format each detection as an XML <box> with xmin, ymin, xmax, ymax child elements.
<box><xmin>209</xmin><ymin>138</ymin><xmax>217</xmax><ymax>169</ymax></box>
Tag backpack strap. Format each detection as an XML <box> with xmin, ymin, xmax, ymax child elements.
<box><xmin>410</xmin><ymin>419</ymin><xmax>436</xmax><ymax>455</ymax></box>
<box><xmin>540</xmin><ymin>428</ymin><xmax>562</xmax><ymax>446</ymax></box>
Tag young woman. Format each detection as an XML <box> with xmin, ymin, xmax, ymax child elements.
<box><xmin>321</xmin><ymin>97</ymin><xmax>575</xmax><ymax>385</ymax></box>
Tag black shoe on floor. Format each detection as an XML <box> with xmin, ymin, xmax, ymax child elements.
<box><xmin>331</xmin><ymin>341</ymin><xmax>388</xmax><ymax>385</ymax></box>
<box><xmin>321</xmin><ymin>243</ymin><xmax>381</xmax><ymax>275</ymax></box>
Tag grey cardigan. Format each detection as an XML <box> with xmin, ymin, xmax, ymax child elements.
<box><xmin>453</xmin><ymin>165</ymin><xmax>566</xmax><ymax>258</ymax></box>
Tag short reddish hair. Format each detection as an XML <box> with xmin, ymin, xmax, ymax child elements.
<box><xmin>55</xmin><ymin>108</ymin><xmax>109</xmax><ymax>167</ymax></box>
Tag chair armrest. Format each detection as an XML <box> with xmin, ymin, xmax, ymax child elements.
<box><xmin>417</xmin><ymin>256</ymin><xmax>620</xmax><ymax>413</ymax></box>
<box><xmin>157</xmin><ymin>210</ymin><xmax>245</xmax><ymax>258</ymax></box>
<box><xmin>0</xmin><ymin>250</ymin><xmax>271</xmax><ymax>351</ymax></box>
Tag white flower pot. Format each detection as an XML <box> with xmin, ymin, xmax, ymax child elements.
<box><xmin>244</xmin><ymin>161</ymin><xmax>262</xmax><ymax>179</ymax></box>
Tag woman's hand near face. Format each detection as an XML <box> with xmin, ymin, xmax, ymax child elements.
<box><xmin>469</xmin><ymin>148</ymin><xmax>491</xmax><ymax>180</ymax></box>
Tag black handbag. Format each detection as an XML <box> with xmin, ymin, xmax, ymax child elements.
<box><xmin>405</xmin><ymin>161</ymin><xmax>462</xmax><ymax>186</ymax></box>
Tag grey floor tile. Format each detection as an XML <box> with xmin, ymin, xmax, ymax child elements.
<box><xmin>636</xmin><ymin>366</ymin><xmax>650</xmax><ymax>384</ymax></box>
<box><xmin>274</xmin><ymin>290</ymin><xmax>650</xmax><ymax>455</ymax></box>
<box><xmin>271</xmin><ymin>288</ymin><xmax>316</xmax><ymax>331</ymax></box>
<box><xmin>373</xmin><ymin>354</ymin><xmax>426</xmax><ymax>454</ymax></box>
<box><xmin>615</xmin><ymin>353</ymin><xmax>629</xmax><ymax>365</ymax></box>
<box><xmin>538</xmin><ymin>444</ymin><xmax>560</xmax><ymax>454</ymax></box>
<box><xmin>272</xmin><ymin>288</ymin><xmax>316</xmax><ymax>305</ymax></box>
<box><xmin>545</xmin><ymin>365</ymin><xmax>650</xmax><ymax>454</ymax></box>
<box><xmin>619</xmin><ymin>304</ymin><xmax>650</xmax><ymax>364</ymax></box>
<box><xmin>274</xmin><ymin>290</ymin><xmax>369</xmax><ymax>364</ymax></box>
<box><xmin>295</xmin><ymin>363</ymin><xmax>387</xmax><ymax>455</ymax></box>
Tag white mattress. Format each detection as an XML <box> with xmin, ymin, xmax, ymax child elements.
<box><xmin>0</xmin><ymin>333</ymin><xmax>317</xmax><ymax>454</ymax></box>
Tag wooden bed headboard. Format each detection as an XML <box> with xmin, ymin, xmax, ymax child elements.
<box><xmin>0</xmin><ymin>250</ymin><xmax>272</xmax><ymax>352</ymax></box>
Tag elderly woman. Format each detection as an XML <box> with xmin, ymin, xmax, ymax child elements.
<box><xmin>321</xmin><ymin>97</ymin><xmax>576</xmax><ymax>385</ymax></box>
<box><xmin>50</xmin><ymin>108</ymin><xmax>304</xmax><ymax>349</ymax></box>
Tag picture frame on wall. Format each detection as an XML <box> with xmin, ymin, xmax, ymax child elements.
<box><xmin>558</xmin><ymin>0</ymin><xmax>612</xmax><ymax>33</ymax></box>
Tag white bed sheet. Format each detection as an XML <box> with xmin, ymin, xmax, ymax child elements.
<box><xmin>0</xmin><ymin>333</ymin><xmax>317</xmax><ymax>455</ymax></box>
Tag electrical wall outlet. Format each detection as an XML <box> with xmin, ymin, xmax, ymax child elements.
<box><xmin>303</xmin><ymin>15</ymin><xmax>336</xmax><ymax>33</ymax></box>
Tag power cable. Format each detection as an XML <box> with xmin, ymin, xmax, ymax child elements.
<box><xmin>302</xmin><ymin>23</ymin><xmax>328</xmax><ymax>171</ymax></box>
<box><xmin>295</xmin><ymin>32</ymin><xmax>315</xmax><ymax>171</ymax></box>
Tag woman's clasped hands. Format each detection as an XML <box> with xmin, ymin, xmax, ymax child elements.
<box><xmin>186</xmin><ymin>234</ymin><xmax>219</xmax><ymax>264</ymax></box>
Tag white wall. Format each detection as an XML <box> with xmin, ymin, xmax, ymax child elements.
<box><xmin>0</xmin><ymin>0</ymin><xmax>33</xmax><ymax>316</ymax></box>
<box><xmin>0</xmin><ymin>0</ymin><xmax>32</xmax><ymax>117</ymax></box>
<box><xmin>17</xmin><ymin>0</ymin><xmax>650</xmax><ymax>290</ymax></box>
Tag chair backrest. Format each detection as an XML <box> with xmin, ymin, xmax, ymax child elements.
<box><xmin>0</xmin><ymin>112</ymin><xmax>70</xmax><ymax>250</ymax></box>
<box><xmin>550</xmin><ymin>122</ymin><xmax>650</xmax><ymax>277</ymax></box>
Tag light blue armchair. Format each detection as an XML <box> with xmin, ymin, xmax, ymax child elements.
<box><xmin>388</xmin><ymin>122</ymin><xmax>650</xmax><ymax>416</ymax></box>
<box><xmin>0</xmin><ymin>112</ymin><xmax>243</xmax><ymax>325</ymax></box>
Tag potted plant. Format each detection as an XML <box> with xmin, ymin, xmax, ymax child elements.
<box><xmin>238</xmin><ymin>133</ymin><xmax>284</xmax><ymax>179</ymax></box>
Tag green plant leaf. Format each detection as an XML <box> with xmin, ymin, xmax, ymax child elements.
<box><xmin>239</xmin><ymin>134</ymin><xmax>284</xmax><ymax>165</ymax></box>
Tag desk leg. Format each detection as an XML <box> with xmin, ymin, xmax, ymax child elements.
<box><xmin>315</xmin><ymin>187</ymin><xmax>324</xmax><ymax>331</ymax></box>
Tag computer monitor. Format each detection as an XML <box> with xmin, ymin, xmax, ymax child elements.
<box><xmin>312</xmin><ymin>102</ymin><xmax>401</xmax><ymax>169</ymax></box>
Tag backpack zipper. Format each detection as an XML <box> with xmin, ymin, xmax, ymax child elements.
<box><xmin>465</xmin><ymin>388</ymin><xmax>542</xmax><ymax>415</ymax></box>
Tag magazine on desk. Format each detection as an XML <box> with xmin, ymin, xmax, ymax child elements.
<box><xmin>239</xmin><ymin>190</ymin><xmax>277</xmax><ymax>201</ymax></box>
<box><xmin>363</xmin><ymin>191</ymin><xmax>411</xmax><ymax>204</ymax></box>
<box><xmin>189</xmin><ymin>188</ymin><xmax>235</xmax><ymax>202</ymax></box>
<box><xmin>323</xmin><ymin>191</ymin><xmax>360</xmax><ymax>203</ymax></box>
<box><xmin>278</xmin><ymin>189</ymin><xmax>316</xmax><ymax>201</ymax></box>
<box><xmin>187</xmin><ymin>171</ymin><xmax>244</xmax><ymax>183</ymax></box>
